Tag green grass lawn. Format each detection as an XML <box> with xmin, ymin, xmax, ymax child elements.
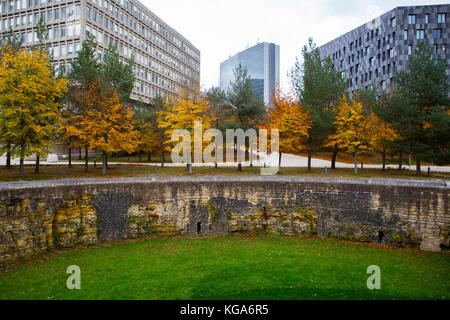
<box><xmin>0</xmin><ymin>165</ymin><xmax>448</xmax><ymax>182</ymax></box>
<box><xmin>0</xmin><ymin>235</ymin><xmax>448</xmax><ymax>300</ymax></box>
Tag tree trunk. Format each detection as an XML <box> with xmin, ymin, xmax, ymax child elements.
<box><xmin>6</xmin><ymin>146</ymin><xmax>11</xmax><ymax>169</ymax></box>
<box><xmin>399</xmin><ymin>152</ymin><xmax>403</xmax><ymax>170</ymax></box>
<box><xmin>139</xmin><ymin>151</ymin><xmax>142</xmax><ymax>162</ymax></box>
<box><xmin>85</xmin><ymin>148</ymin><xmax>88</xmax><ymax>172</ymax></box>
<box><xmin>354</xmin><ymin>150</ymin><xmax>358</xmax><ymax>174</ymax></box>
<box><xmin>35</xmin><ymin>155</ymin><xmax>39</xmax><ymax>174</ymax></box>
<box><xmin>416</xmin><ymin>159</ymin><xmax>421</xmax><ymax>176</ymax></box>
<box><xmin>307</xmin><ymin>141</ymin><xmax>312</xmax><ymax>173</ymax></box>
<box><xmin>278</xmin><ymin>152</ymin><xmax>282</xmax><ymax>174</ymax></box>
<box><xmin>382</xmin><ymin>149</ymin><xmax>386</xmax><ymax>171</ymax></box>
<box><xmin>106</xmin><ymin>153</ymin><xmax>108</xmax><ymax>168</ymax></box>
<box><xmin>19</xmin><ymin>157</ymin><xmax>24</xmax><ymax>178</ymax></box>
<box><xmin>78</xmin><ymin>147</ymin><xmax>82</xmax><ymax>160</ymax></box>
<box><xmin>68</xmin><ymin>148</ymin><xmax>72</xmax><ymax>168</ymax></box>
<box><xmin>102</xmin><ymin>150</ymin><xmax>107</xmax><ymax>175</ymax></box>
<box><xmin>148</xmin><ymin>152</ymin><xmax>151</xmax><ymax>162</ymax></box>
<box><xmin>331</xmin><ymin>144</ymin><xmax>338</xmax><ymax>169</ymax></box>
<box><xmin>161</xmin><ymin>152</ymin><xmax>165</xmax><ymax>167</ymax></box>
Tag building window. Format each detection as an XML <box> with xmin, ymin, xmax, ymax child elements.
<box><xmin>404</xmin><ymin>30</ymin><xmax>408</xmax><ymax>40</ymax></box>
<box><xmin>408</xmin><ymin>45</ymin><xmax>412</xmax><ymax>55</ymax></box>
<box><xmin>416</xmin><ymin>29</ymin><xmax>425</xmax><ymax>40</ymax></box>
<box><xmin>391</xmin><ymin>17</ymin><xmax>396</xmax><ymax>27</ymax></box>
<box><xmin>434</xmin><ymin>29</ymin><xmax>442</xmax><ymax>39</ymax></box>
<box><xmin>425</xmin><ymin>14</ymin><xmax>429</xmax><ymax>24</ymax></box>
<box><xmin>408</xmin><ymin>14</ymin><xmax>416</xmax><ymax>24</ymax></box>
<box><xmin>438</xmin><ymin>13</ymin><xmax>446</xmax><ymax>23</ymax></box>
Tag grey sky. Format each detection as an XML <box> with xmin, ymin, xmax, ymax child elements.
<box><xmin>140</xmin><ymin>0</ymin><xmax>449</xmax><ymax>92</ymax></box>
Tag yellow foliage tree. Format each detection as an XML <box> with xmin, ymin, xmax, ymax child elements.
<box><xmin>64</xmin><ymin>82</ymin><xmax>139</xmax><ymax>174</ymax></box>
<box><xmin>158</xmin><ymin>88</ymin><xmax>216</xmax><ymax>165</ymax></box>
<box><xmin>0</xmin><ymin>47</ymin><xmax>68</xmax><ymax>177</ymax></box>
<box><xmin>368</xmin><ymin>114</ymin><xmax>399</xmax><ymax>170</ymax></box>
<box><xmin>262</xmin><ymin>90</ymin><xmax>312</xmax><ymax>172</ymax></box>
<box><xmin>136</xmin><ymin>120</ymin><xmax>156</xmax><ymax>161</ymax></box>
<box><xmin>328</xmin><ymin>95</ymin><xmax>374</xmax><ymax>174</ymax></box>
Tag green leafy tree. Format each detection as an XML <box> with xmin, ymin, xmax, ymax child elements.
<box><xmin>0</xmin><ymin>30</ymin><xmax>23</xmax><ymax>54</ymax></box>
<box><xmin>101</xmin><ymin>43</ymin><xmax>135</xmax><ymax>103</ymax></box>
<box><xmin>375</xmin><ymin>41</ymin><xmax>449</xmax><ymax>175</ymax></box>
<box><xmin>290</xmin><ymin>38</ymin><xmax>347</xmax><ymax>172</ymax></box>
<box><xmin>206</xmin><ymin>86</ymin><xmax>231</xmax><ymax>131</ymax></box>
<box><xmin>226</xmin><ymin>64</ymin><xmax>266</xmax><ymax>130</ymax></box>
<box><xmin>69</xmin><ymin>35</ymin><xmax>100</xmax><ymax>88</ymax></box>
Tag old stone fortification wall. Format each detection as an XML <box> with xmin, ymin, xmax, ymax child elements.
<box><xmin>0</xmin><ymin>177</ymin><xmax>448</xmax><ymax>269</ymax></box>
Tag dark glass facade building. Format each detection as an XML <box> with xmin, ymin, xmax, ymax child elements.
<box><xmin>319</xmin><ymin>4</ymin><xmax>449</xmax><ymax>96</ymax></box>
<box><xmin>220</xmin><ymin>42</ymin><xmax>280</xmax><ymax>107</ymax></box>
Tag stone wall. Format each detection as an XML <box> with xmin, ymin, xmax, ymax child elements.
<box><xmin>0</xmin><ymin>177</ymin><xmax>448</xmax><ymax>269</ymax></box>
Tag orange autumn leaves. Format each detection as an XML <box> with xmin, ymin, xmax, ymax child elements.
<box><xmin>63</xmin><ymin>82</ymin><xmax>140</xmax><ymax>155</ymax></box>
<box><xmin>262</xmin><ymin>91</ymin><xmax>311</xmax><ymax>154</ymax></box>
<box><xmin>263</xmin><ymin>90</ymin><xmax>397</xmax><ymax>160</ymax></box>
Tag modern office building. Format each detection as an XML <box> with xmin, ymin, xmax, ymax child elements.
<box><xmin>0</xmin><ymin>0</ymin><xmax>201</xmax><ymax>103</ymax></box>
<box><xmin>319</xmin><ymin>4</ymin><xmax>449</xmax><ymax>96</ymax></box>
<box><xmin>220</xmin><ymin>42</ymin><xmax>280</xmax><ymax>107</ymax></box>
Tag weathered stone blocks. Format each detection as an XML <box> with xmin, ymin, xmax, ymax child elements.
<box><xmin>0</xmin><ymin>177</ymin><xmax>448</xmax><ymax>269</ymax></box>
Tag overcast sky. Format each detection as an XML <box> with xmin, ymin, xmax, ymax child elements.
<box><xmin>140</xmin><ymin>0</ymin><xmax>449</xmax><ymax>92</ymax></box>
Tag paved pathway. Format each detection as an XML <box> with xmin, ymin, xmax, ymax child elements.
<box><xmin>1</xmin><ymin>152</ymin><xmax>449</xmax><ymax>173</ymax></box>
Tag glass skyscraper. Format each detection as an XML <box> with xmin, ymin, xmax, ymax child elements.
<box><xmin>220</xmin><ymin>42</ymin><xmax>280</xmax><ymax>107</ymax></box>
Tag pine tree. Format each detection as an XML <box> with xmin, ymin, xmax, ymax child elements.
<box><xmin>226</xmin><ymin>64</ymin><xmax>266</xmax><ymax>130</ymax></box>
<box><xmin>101</xmin><ymin>43</ymin><xmax>135</xmax><ymax>103</ymax></box>
<box><xmin>290</xmin><ymin>38</ymin><xmax>347</xmax><ymax>172</ymax></box>
<box><xmin>375</xmin><ymin>41</ymin><xmax>449</xmax><ymax>175</ymax></box>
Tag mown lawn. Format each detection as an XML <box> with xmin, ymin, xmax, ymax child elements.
<box><xmin>0</xmin><ymin>165</ymin><xmax>448</xmax><ymax>182</ymax></box>
<box><xmin>0</xmin><ymin>235</ymin><xmax>448</xmax><ymax>300</ymax></box>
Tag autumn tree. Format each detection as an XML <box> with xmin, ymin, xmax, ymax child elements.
<box><xmin>0</xmin><ymin>47</ymin><xmax>68</xmax><ymax>177</ymax></box>
<box><xmin>0</xmin><ymin>31</ymin><xmax>23</xmax><ymax>169</ymax></box>
<box><xmin>262</xmin><ymin>91</ymin><xmax>311</xmax><ymax>173</ymax></box>
<box><xmin>133</xmin><ymin>100</ymin><xmax>157</xmax><ymax>162</ymax></box>
<box><xmin>65</xmin><ymin>82</ymin><xmax>139</xmax><ymax>175</ymax></box>
<box><xmin>135</xmin><ymin>95</ymin><xmax>168</xmax><ymax>164</ymax></box>
<box><xmin>328</xmin><ymin>95</ymin><xmax>374</xmax><ymax>174</ymax></box>
<box><xmin>158</xmin><ymin>88</ymin><xmax>216</xmax><ymax>166</ymax></box>
<box><xmin>290</xmin><ymin>38</ymin><xmax>347</xmax><ymax>172</ymax></box>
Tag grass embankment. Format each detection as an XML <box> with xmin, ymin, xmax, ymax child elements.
<box><xmin>0</xmin><ymin>165</ymin><xmax>448</xmax><ymax>182</ymax></box>
<box><xmin>0</xmin><ymin>235</ymin><xmax>448</xmax><ymax>300</ymax></box>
